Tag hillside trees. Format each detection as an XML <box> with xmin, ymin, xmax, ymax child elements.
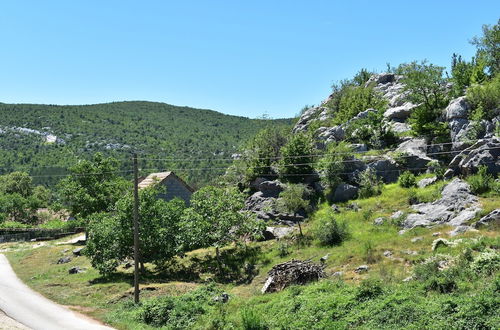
<box><xmin>471</xmin><ymin>18</ymin><xmax>500</xmax><ymax>76</ymax></box>
<box><xmin>0</xmin><ymin>171</ymin><xmax>51</xmax><ymax>223</ymax></box>
<box><xmin>278</xmin><ymin>132</ymin><xmax>316</xmax><ymax>183</ymax></box>
<box><xmin>180</xmin><ymin>186</ymin><xmax>263</xmax><ymax>273</ymax></box>
<box><xmin>58</xmin><ymin>153</ymin><xmax>129</xmax><ymax>224</ymax></box>
<box><xmin>85</xmin><ymin>186</ymin><xmax>186</xmax><ymax>275</ymax></box>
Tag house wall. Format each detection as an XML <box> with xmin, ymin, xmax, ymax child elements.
<box><xmin>158</xmin><ymin>176</ymin><xmax>192</xmax><ymax>205</ymax></box>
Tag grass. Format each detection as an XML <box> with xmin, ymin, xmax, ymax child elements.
<box><xmin>2</xmin><ymin>179</ymin><xmax>499</xmax><ymax>329</ymax></box>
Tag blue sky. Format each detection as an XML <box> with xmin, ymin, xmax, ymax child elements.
<box><xmin>0</xmin><ymin>1</ymin><xmax>498</xmax><ymax>118</ymax></box>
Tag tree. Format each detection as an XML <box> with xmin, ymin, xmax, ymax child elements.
<box><xmin>398</xmin><ymin>60</ymin><xmax>449</xmax><ymax>111</ymax></box>
<box><xmin>471</xmin><ymin>19</ymin><xmax>500</xmax><ymax>76</ymax></box>
<box><xmin>180</xmin><ymin>186</ymin><xmax>262</xmax><ymax>274</ymax></box>
<box><xmin>316</xmin><ymin>142</ymin><xmax>353</xmax><ymax>189</ymax></box>
<box><xmin>85</xmin><ymin>185</ymin><xmax>186</xmax><ymax>276</ymax></box>
<box><xmin>58</xmin><ymin>153</ymin><xmax>129</xmax><ymax>234</ymax></box>
<box><xmin>278</xmin><ymin>132</ymin><xmax>316</xmax><ymax>183</ymax></box>
<box><xmin>276</xmin><ymin>184</ymin><xmax>311</xmax><ymax>237</ymax></box>
<box><xmin>0</xmin><ymin>171</ymin><xmax>33</xmax><ymax>198</ymax></box>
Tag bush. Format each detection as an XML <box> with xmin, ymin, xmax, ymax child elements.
<box><xmin>467</xmin><ymin>165</ymin><xmax>494</xmax><ymax>194</ymax></box>
<box><xmin>470</xmin><ymin>249</ymin><xmax>500</xmax><ymax>275</ymax></box>
<box><xmin>313</xmin><ymin>214</ymin><xmax>350</xmax><ymax>246</ymax></box>
<box><xmin>241</xmin><ymin>309</ymin><xmax>268</xmax><ymax>330</ymax></box>
<box><xmin>363</xmin><ymin>240</ymin><xmax>379</xmax><ymax>264</ymax></box>
<box><xmin>466</xmin><ymin>74</ymin><xmax>500</xmax><ymax>121</ymax></box>
<box><xmin>278</xmin><ymin>133</ymin><xmax>316</xmax><ymax>183</ymax></box>
<box><xmin>316</xmin><ymin>142</ymin><xmax>353</xmax><ymax>189</ymax></box>
<box><xmin>356</xmin><ymin>279</ymin><xmax>384</xmax><ymax>301</ymax></box>
<box><xmin>398</xmin><ymin>171</ymin><xmax>417</xmax><ymax>188</ymax></box>
<box><xmin>357</xmin><ymin>169</ymin><xmax>383</xmax><ymax>198</ymax></box>
<box><xmin>345</xmin><ymin>109</ymin><xmax>398</xmax><ymax>149</ymax></box>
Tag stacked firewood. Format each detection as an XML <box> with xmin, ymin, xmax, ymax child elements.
<box><xmin>261</xmin><ymin>259</ymin><xmax>326</xmax><ymax>293</ymax></box>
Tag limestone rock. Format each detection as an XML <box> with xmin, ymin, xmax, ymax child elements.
<box><xmin>332</xmin><ymin>183</ymin><xmax>358</xmax><ymax>203</ymax></box>
<box><xmin>447</xmin><ymin>138</ymin><xmax>500</xmax><ymax>177</ymax></box>
<box><xmin>354</xmin><ymin>265</ymin><xmax>369</xmax><ymax>273</ymax></box>
<box><xmin>396</xmin><ymin>138</ymin><xmax>433</xmax><ymax>170</ymax></box>
<box><xmin>367</xmin><ymin>158</ymin><xmax>400</xmax><ymax>183</ymax></box>
<box><xmin>474</xmin><ymin>209</ymin><xmax>500</xmax><ymax>228</ymax></box>
<box><xmin>417</xmin><ymin>176</ymin><xmax>437</xmax><ymax>188</ymax></box>
<box><xmin>263</xmin><ymin>226</ymin><xmax>295</xmax><ymax>240</ymax></box>
<box><xmin>384</xmin><ymin>102</ymin><xmax>417</xmax><ymax>120</ymax></box>
<box><xmin>445</xmin><ymin>96</ymin><xmax>470</xmax><ymax>120</ymax></box>
<box><xmin>258</xmin><ymin>180</ymin><xmax>285</xmax><ymax>198</ymax></box>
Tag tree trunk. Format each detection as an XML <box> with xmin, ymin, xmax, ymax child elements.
<box><xmin>215</xmin><ymin>246</ymin><xmax>223</xmax><ymax>277</ymax></box>
<box><xmin>296</xmin><ymin>213</ymin><xmax>303</xmax><ymax>237</ymax></box>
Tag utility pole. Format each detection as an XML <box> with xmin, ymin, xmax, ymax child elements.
<box><xmin>132</xmin><ymin>153</ymin><xmax>140</xmax><ymax>304</ymax></box>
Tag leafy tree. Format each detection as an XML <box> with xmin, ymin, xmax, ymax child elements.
<box><xmin>345</xmin><ymin>110</ymin><xmax>398</xmax><ymax>149</ymax></box>
<box><xmin>313</xmin><ymin>213</ymin><xmax>350</xmax><ymax>246</ymax></box>
<box><xmin>357</xmin><ymin>169</ymin><xmax>383</xmax><ymax>198</ymax></box>
<box><xmin>0</xmin><ymin>171</ymin><xmax>33</xmax><ymax>198</ymax></box>
<box><xmin>471</xmin><ymin>19</ymin><xmax>500</xmax><ymax>76</ymax></box>
<box><xmin>398</xmin><ymin>60</ymin><xmax>449</xmax><ymax>111</ymax></box>
<box><xmin>278</xmin><ymin>132</ymin><xmax>316</xmax><ymax>183</ymax></box>
<box><xmin>276</xmin><ymin>184</ymin><xmax>311</xmax><ymax>237</ymax></box>
<box><xmin>58</xmin><ymin>153</ymin><xmax>129</xmax><ymax>224</ymax></box>
<box><xmin>467</xmin><ymin>74</ymin><xmax>500</xmax><ymax>121</ymax></box>
<box><xmin>180</xmin><ymin>186</ymin><xmax>262</xmax><ymax>273</ymax></box>
<box><xmin>242</xmin><ymin>127</ymin><xmax>289</xmax><ymax>183</ymax></box>
<box><xmin>316</xmin><ymin>142</ymin><xmax>353</xmax><ymax>189</ymax></box>
<box><xmin>85</xmin><ymin>185</ymin><xmax>186</xmax><ymax>275</ymax></box>
<box><xmin>398</xmin><ymin>171</ymin><xmax>417</xmax><ymax>188</ymax></box>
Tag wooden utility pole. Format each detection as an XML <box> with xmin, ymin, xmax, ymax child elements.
<box><xmin>132</xmin><ymin>153</ymin><xmax>140</xmax><ymax>304</ymax></box>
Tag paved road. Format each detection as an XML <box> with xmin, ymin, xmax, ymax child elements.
<box><xmin>0</xmin><ymin>254</ymin><xmax>114</xmax><ymax>330</ymax></box>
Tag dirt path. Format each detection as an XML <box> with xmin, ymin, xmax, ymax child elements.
<box><xmin>0</xmin><ymin>254</ymin><xmax>114</xmax><ymax>330</ymax></box>
<box><xmin>0</xmin><ymin>310</ymin><xmax>31</xmax><ymax>330</ymax></box>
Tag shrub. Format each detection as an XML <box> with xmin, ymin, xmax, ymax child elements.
<box><xmin>466</xmin><ymin>74</ymin><xmax>500</xmax><ymax>121</ymax></box>
<box><xmin>470</xmin><ymin>249</ymin><xmax>500</xmax><ymax>275</ymax></box>
<box><xmin>345</xmin><ymin>109</ymin><xmax>398</xmax><ymax>148</ymax></box>
<box><xmin>277</xmin><ymin>242</ymin><xmax>291</xmax><ymax>257</ymax></box>
<box><xmin>316</xmin><ymin>142</ymin><xmax>353</xmax><ymax>189</ymax></box>
<box><xmin>241</xmin><ymin>309</ymin><xmax>268</xmax><ymax>330</ymax></box>
<box><xmin>313</xmin><ymin>214</ymin><xmax>350</xmax><ymax>246</ymax></box>
<box><xmin>398</xmin><ymin>171</ymin><xmax>417</xmax><ymax>188</ymax></box>
<box><xmin>278</xmin><ymin>133</ymin><xmax>316</xmax><ymax>183</ymax></box>
<box><xmin>363</xmin><ymin>240</ymin><xmax>379</xmax><ymax>264</ymax></box>
<box><xmin>467</xmin><ymin>165</ymin><xmax>494</xmax><ymax>194</ymax></box>
<box><xmin>356</xmin><ymin>279</ymin><xmax>384</xmax><ymax>301</ymax></box>
<box><xmin>427</xmin><ymin>160</ymin><xmax>446</xmax><ymax>180</ymax></box>
<box><xmin>357</xmin><ymin>169</ymin><xmax>383</xmax><ymax>198</ymax></box>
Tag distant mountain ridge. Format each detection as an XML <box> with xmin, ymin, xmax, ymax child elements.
<box><xmin>0</xmin><ymin>101</ymin><xmax>294</xmax><ymax>187</ymax></box>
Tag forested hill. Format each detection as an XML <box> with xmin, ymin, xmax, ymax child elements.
<box><xmin>0</xmin><ymin>101</ymin><xmax>294</xmax><ymax>187</ymax></box>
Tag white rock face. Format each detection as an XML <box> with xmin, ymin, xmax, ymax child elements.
<box><xmin>445</xmin><ymin>96</ymin><xmax>470</xmax><ymax>120</ymax></box>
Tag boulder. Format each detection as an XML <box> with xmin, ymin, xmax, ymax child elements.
<box><xmin>445</xmin><ymin>96</ymin><xmax>470</xmax><ymax>120</ymax></box>
<box><xmin>389</xmin><ymin>121</ymin><xmax>411</xmax><ymax>133</ymax></box>
<box><xmin>417</xmin><ymin>176</ymin><xmax>437</xmax><ymax>188</ymax></box>
<box><xmin>263</xmin><ymin>226</ymin><xmax>295</xmax><ymax>240</ymax></box>
<box><xmin>449</xmin><ymin>225</ymin><xmax>476</xmax><ymax>237</ymax></box>
<box><xmin>245</xmin><ymin>192</ymin><xmax>278</xmax><ymax>221</ymax></box>
<box><xmin>57</xmin><ymin>256</ymin><xmax>71</xmax><ymax>264</ymax></box>
<box><xmin>446</xmin><ymin>138</ymin><xmax>500</xmax><ymax>177</ymax></box>
<box><xmin>72</xmin><ymin>248</ymin><xmax>84</xmax><ymax>256</ymax></box>
<box><xmin>411</xmin><ymin>237</ymin><xmax>423</xmax><ymax>243</ymax></box>
<box><xmin>383</xmin><ymin>250</ymin><xmax>393</xmax><ymax>257</ymax></box>
<box><xmin>68</xmin><ymin>266</ymin><xmax>82</xmax><ymax>274</ymax></box>
<box><xmin>373</xmin><ymin>217</ymin><xmax>385</xmax><ymax>226</ymax></box>
<box><xmin>317</xmin><ymin>125</ymin><xmax>345</xmax><ymax>144</ymax></box>
<box><xmin>396</xmin><ymin>138</ymin><xmax>433</xmax><ymax>170</ymax></box>
<box><xmin>331</xmin><ymin>204</ymin><xmax>341</xmax><ymax>213</ymax></box>
<box><xmin>474</xmin><ymin>209</ymin><xmax>500</xmax><ymax>228</ymax></box>
<box><xmin>332</xmin><ymin>183</ymin><xmax>358</xmax><ymax>203</ymax></box>
<box><xmin>390</xmin><ymin>211</ymin><xmax>404</xmax><ymax>220</ymax></box>
<box><xmin>293</xmin><ymin>106</ymin><xmax>322</xmax><ymax>133</ymax></box>
<box><xmin>367</xmin><ymin>158</ymin><xmax>400</xmax><ymax>183</ymax></box>
<box><xmin>250</xmin><ymin>177</ymin><xmax>268</xmax><ymax>190</ymax></box>
<box><xmin>259</xmin><ymin>180</ymin><xmax>285</xmax><ymax>198</ymax></box>
<box><xmin>366</xmin><ymin>73</ymin><xmax>397</xmax><ymax>86</ymax></box>
<box><xmin>351</xmin><ymin>144</ymin><xmax>368</xmax><ymax>152</ymax></box>
<box><xmin>403</xmin><ymin>179</ymin><xmax>482</xmax><ymax>229</ymax></box>
<box><xmin>384</xmin><ymin>102</ymin><xmax>417</xmax><ymax>120</ymax></box>
<box><xmin>354</xmin><ymin>265</ymin><xmax>369</xmax><ymax>273</ymax></box>
<box><xmin>342</xmin><ymin>157</ymin><xmax>367</xmax><ymax>184</ymax></box>
<box><xmin>449</xmin><ymin>118</ymin><xmax>470</xmax><ymax>144</ymax></box>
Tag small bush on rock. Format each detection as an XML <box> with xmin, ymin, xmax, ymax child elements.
<box><xmin>467</xmin><ymin>165</ymin><xmax>494</xmax><ymax>194</ymax></box>
<box><xmin>358</xmin><ymin>169</ymin><xmax>383</xmax><ymax>198</ymax></box>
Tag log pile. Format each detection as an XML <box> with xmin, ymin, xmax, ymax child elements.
<box><xmin>261</xmin><ymin>259</ymin><xmax>326</xmax><ymax>293</ymax></box>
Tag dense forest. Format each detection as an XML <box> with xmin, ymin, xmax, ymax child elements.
<box><xmin>0</xmin><ymin>101</ymin><xmax>293</xmax><ymax>187</ymax></box>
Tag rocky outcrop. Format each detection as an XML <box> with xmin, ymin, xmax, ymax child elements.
<box><xmin>367</xmin><ymin>157</ymin><xmax>400</xmax><ymax>183</ymax></box>
<box><xmin>446</xmin><ymin>138</ymin><xmax>500</xmax><ymax>177</ymax></box>
<box><xmin>395</xmin><ymin>138</ymin><xmax>433</xmax><ymax>170</ymax></box>
<box><xmin>259</xmin><ymin>180</ymin><xmax>285</xmax><ymax>198</ymax></box>
<box><xmin>331</xmin><ymin>183</ymin><xmax>358</xmax><ymax>202</ymax></box>
<box><xmin>403</xmin><ymin>179</ymin><xmax>482</xmax><ymax>229</ymax></box>
<box><xmin>474</xmin><ymin>209</ymin><xmax>500</xmax><ymax>228</ymax></box>
<box><xmin>417</xmin><ymin>176</ymin><xmax>437</xmax><ymax>188</ymax></box>
<box><xmin>263</xmin><ymin>226</ymin><xmax>295</xmax><ymax>240</ymax></box>
<box><xmin>384</xmin><ymin>102</ymin><xmax>417</xmax><ymax>120</ymax></box>
<box><xmin>316</xmin><ymin>125</ymin><xmax>345</xmax><ymax>144</ymax></box>
<box><xmin>445</xmin><ymin>96</ymin><xmax>470</xmax><ymax>121</ymax></box>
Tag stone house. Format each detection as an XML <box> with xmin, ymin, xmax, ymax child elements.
<box><xmin>138</xmin><ymin>171</ymin><xmax>194</xmax><ymax>205</ymax></box>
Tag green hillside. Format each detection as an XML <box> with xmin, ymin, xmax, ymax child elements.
<box><xmin>0</xmin><ymin>101</ymin><xmax>293</xmax><ymax>187</ymax></box>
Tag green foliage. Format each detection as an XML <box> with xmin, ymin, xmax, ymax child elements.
<box><xmin>239</xmin><ymin>127</ymin><xmax>289</xmax><ymax>184</ymax></box>
<box><xmin>355</xmin><ymin>278</ymin><xmax>383</xmax><ymax>301</ymax></box>
<box><xmin>470</xmin><ymin>249</ymin><xmax>500</xmax><ymax>275</ymax></box>
<box><xmin>0</xmin><ymin>171</ymin><xmax>52</xmax><ymax>224</ymax></box>
<box><xmin>427</xmin><ymin>160</ymin><xmax>446</xmax><ymax>180</ymax></box>
<box><xmin>58</xmin><ymin>153</ymin><xmax>129</xmax><ymax>221</ymax></box>
<box><xmin>467</xmin><ymin>165</ymin><xmax>494</xmax><ymax>194</ymax></box>
<box><xmin>466</xmin><ymin>74</ymin><xmax>500</xmax><ymax>121</ymax></box>
<box><xmin>0</xmin><ymin>101</ymin><xmax>293</xmax><ymax>187</ymax></box>
<box><xmin>313</xmin><ymin>213</ymin><xmax>350</xmax><ymax>246</ymax></box>
<box><xmin>316</xmin><ymin>142</ymin><xmax>353</xmax><ymax>189</ymax></box>
<box><xmin>409</xmin><ymin>105</ymin><xmax>450</xmax><ymax>140</ymax></box>
<box><xmin>85</xmin><ymin>185</ymin><xmax>186</xmax><ymax>275</ymax></box>
<box><xmin>398</xmin><ymin>171</ymin><xmax>417</xmax><ymax>188</ymax></box>
<box><xmin>398</xmin><ymin>60</ymin><xmax>450</xmax><ymax>111</ymax></box>
<box><xmin>241</xmin><ymin>309</ymin><xmax>268</xmax><ymax>330</ymax></box>
<box><xmin>137</xmin><ymin>285</ymin><xmax>222</xmax><ymax>328</ymax></box>
<box><xmin>326</xmin><ymin>84</ymin><xmax>387</xmax><ymax>125</ymax></box>
<box><xmin>278</xmin><ymin>133</ymin><xmax>316</xmax><ymax>183</ymax></box>
<box><xmin>276</xmin><ymin>184</ymin><xmax>310</xmax><ymax>216</ymax></box>
<box><xmin>357</xmin><ymin>169</ymin><xmax>383</xmax><ymax>198</ymax></box>
<box><xmin>471</xmin><ymin>19</ymin><xmax>500</xmax><ymax>76</ymax></box>
<box><xmin>181</xmin><ymin>186</ymin><xmax>262</xmax><ymax>251</ymax></box>
<box><xmin>449</xmin><ymin>53</ymin><xmax>487</xmax><ymax>97</ymax></box>
<box><xmin>345</xmin><ymin>109</ymin><xmax>398</xmax><ymax>149</ymax></box>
